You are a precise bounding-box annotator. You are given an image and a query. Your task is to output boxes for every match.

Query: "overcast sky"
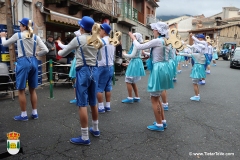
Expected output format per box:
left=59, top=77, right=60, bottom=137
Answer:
left=156, top=0, right=240, bottom=17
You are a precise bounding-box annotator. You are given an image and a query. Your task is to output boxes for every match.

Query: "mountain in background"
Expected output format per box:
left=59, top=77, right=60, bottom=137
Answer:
left=157, top=14, right=192, bottom=21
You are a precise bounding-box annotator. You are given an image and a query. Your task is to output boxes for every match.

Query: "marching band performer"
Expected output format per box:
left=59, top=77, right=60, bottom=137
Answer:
left=58, top=16, right=100, bottom=145
left=191, top=34, right=209, bottom=85
left=0, top=18, right=49, bottom=121
left=206, top=41, right=213, bottom=74
left=182, top=33, right=207, bottom=101
left=128, top=22, right=173, bottom=132
left=212, top=47, right=218, bottom=66
left=97, top=23, right=115, bottom=113
left=121, top=33, right=146, bottom=104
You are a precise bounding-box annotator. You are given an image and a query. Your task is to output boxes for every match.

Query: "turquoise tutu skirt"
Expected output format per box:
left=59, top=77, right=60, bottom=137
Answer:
left=168, top=59, right=177, bottom=78
left=69, top=57, right=76, bottom=78
left=190, top=63, right=206, bottom=79
left=148, top=61, right=174, bottom=92
left=212, top=53, right=218, bottom=60
left=176, top=55, right=184, bottom=63
left=125, top=58, right=146, bottom=77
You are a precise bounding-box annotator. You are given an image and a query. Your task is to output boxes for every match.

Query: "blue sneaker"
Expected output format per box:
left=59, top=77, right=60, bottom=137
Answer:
left=163, top=104, right=168, bottom=111
left=98, top=108, right=105, bottom=113
left=31, top=114, right=38, bottom=119
left=89, top=127, right=100, bottom=137
left=147, top=124, right=164, bottom=131
left=198, top=81, right=205, bottom=85
left=14, top=115, right=28, bottom=121
left=173, top=78, right=177, bottom=82
left=70, top=136, right=90, bottom=145
left=122, top=98, right=134, bottom=103
left=70, top=99, right=77, bottom=104
left=190, top=96, right=200, bottom=101
left=133, top=98, right=140, bottom=102
left=177, top=70, right=182, bottom=74
left=104, top=107, right=111, bottom=112
left=153, top=122, right=167, bottom=129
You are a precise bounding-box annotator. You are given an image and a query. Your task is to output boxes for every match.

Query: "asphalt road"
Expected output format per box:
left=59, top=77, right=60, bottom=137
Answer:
left=0, top=59, right=240, bottom=160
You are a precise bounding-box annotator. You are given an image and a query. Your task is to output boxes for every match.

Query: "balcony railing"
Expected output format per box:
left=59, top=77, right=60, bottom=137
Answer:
left=71, top=0, right=119, bottom=17
left=146, top=14, right=158, bottom=24
left=117, top=2, right=138, bottom=22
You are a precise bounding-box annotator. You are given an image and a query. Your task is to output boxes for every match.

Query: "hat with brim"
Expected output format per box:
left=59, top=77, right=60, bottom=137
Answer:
left=79, top=16, right=94, bottom=32
left=100, top=23, right=111, bottom=35
left=19, top=18, right=31, bottom=26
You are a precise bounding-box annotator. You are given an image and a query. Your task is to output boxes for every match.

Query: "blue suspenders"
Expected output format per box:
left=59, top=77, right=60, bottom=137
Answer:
left=18, top=32, right=37, bottom=57
left=101, top=39, right=109, bottom=67
left=76, top=37, right=98, bottom=67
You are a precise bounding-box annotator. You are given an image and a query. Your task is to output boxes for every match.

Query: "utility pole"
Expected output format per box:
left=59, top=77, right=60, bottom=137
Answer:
left=5, top=0, right=15, bottom=70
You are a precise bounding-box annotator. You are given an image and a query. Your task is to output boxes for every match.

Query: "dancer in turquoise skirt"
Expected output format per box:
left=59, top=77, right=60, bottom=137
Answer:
left=212, top=47, right=218, bottom=66
left=129, top=22, right=173, bottom=132
left=176, top=49, right=185, bottom=73
left=160, top=45, right=178, bottom=111
left=57, top=29, right=81, bottom=104
left=122, top=33, right=146, bottom=103
left=181, top=37, right=207, bottom=101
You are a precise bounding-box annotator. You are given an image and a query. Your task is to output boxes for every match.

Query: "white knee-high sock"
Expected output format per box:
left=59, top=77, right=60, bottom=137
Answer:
left=81, top=127, right=89, bottom=140
left=92, top=120, right=99, bottom=131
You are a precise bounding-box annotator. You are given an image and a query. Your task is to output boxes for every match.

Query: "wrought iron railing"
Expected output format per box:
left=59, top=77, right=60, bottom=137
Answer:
left=117, top=2, right=138, bottom=22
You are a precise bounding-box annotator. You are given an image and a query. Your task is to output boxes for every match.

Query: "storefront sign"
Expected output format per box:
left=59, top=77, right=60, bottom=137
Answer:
left=1, top=54, right=10, bottom=62
left=38, top=30, right=43, bottom=38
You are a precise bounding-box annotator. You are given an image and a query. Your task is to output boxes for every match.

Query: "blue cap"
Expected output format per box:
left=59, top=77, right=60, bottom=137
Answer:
left=19, top=18, right=32, bottom=27
left=78, top=20, right=81, bottom=26
left=79, top=16, right=94, bottom=32
left=100, top=23, right=111, bottom=34
left=197, top=34, right=205, bottom=39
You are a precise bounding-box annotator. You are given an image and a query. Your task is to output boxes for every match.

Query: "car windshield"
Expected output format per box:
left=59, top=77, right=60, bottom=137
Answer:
left=223, top=44, right=229, bottom=49
left=233, top=50, right=240, bottom=58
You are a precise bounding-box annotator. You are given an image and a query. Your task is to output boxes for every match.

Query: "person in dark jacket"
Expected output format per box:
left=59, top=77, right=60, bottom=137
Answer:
left=45, top=35, right=56, bottom=81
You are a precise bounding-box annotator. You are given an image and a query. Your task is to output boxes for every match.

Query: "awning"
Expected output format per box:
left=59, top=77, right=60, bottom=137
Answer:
left=40, top=8, right=81, bottom=26
left=49, top=10, right=81, bottom=26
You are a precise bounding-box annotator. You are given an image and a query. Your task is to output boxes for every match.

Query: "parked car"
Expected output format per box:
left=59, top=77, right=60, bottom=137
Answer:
left=230, top=47, right=240, bottom=68
left=220, top=42, right=236, bottom=60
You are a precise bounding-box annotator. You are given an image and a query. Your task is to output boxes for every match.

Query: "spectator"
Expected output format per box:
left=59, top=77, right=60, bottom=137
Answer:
left=45, top=35, right=56, bottom=81
left=115, top=41, right=122, bottom=58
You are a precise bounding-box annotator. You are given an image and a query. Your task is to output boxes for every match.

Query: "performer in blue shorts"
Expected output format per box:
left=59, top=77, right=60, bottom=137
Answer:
left=58, top=16, right=100, bottom=145
left=0, top=18, right=48, bottom=121
left=97, top=23, right=115, bottom=113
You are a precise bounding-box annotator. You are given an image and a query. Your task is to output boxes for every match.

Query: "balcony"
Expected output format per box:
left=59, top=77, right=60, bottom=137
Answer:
left=116, top=2, right=138, bottom=27
left=146, top=0, right=159, bottom=7
left=45, top=0, right=118, bottom=23
left=146, top=14, right=158, bottom=27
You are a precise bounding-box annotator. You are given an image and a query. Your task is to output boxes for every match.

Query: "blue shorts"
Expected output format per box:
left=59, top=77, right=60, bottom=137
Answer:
left=208, top=54, right=212, bottom=62
left=184, top=56, right=189, bottom=61
left=97, top=66, right=114, bottom=92
left=191, top=58, right=195, bottom=66
left=76, top=66, right=99, bottom=107
left=16, top=57, right=38, bottom=90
